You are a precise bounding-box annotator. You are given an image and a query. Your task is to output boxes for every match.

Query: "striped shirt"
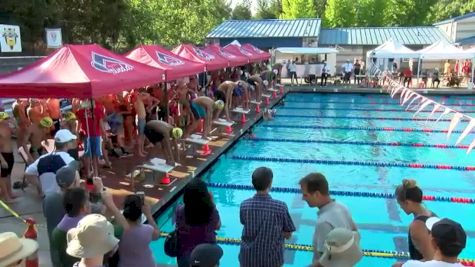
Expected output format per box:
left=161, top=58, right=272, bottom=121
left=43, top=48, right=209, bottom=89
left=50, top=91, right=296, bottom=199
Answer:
left=239, top=193, right=296, bottom=267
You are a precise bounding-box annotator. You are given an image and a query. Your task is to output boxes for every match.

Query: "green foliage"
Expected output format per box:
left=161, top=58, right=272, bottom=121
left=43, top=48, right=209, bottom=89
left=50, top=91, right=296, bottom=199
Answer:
left=324, top=0, right=356, bottom=27
left=425, top=0, right=475, bottom=24
left=255, top=0, right=281, bottom=19
left=354, top=0, right=385, bottom=26
left=281, top=0, right=317, bottom=18
left=232, top=2, right=252, bottom=20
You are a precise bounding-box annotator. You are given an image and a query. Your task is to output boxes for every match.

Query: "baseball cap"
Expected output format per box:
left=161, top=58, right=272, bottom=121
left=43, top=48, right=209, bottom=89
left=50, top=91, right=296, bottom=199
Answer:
left=426, top=218, right=466, bottom=256
left=319, top=228, right=363, bottom=267
left=66, top=214, right=119, bottom=258
left=55, top=129, right=77, bottom=143
left=190, top=244, right=223, bottom=267
left=56, top=161, right=80, bottom=189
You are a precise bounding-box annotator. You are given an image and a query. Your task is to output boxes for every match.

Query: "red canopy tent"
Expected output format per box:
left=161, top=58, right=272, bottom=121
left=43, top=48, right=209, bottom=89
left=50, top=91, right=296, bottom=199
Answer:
left=203, top=43, right=248, bottom=67
left=172, top=44, right=228, bottom=71
left=242, top=43, right=271, bottom=61
left=124, top=45, right=205, bottom=81
left=0, top=44, right=164, bottom=98
left=223, top=43, right=260, bottom=63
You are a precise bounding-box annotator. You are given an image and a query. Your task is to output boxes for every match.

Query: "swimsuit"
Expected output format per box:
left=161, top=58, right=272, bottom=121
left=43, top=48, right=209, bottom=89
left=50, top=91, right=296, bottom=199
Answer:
left=233, top=85, right=244, bottom=97
left=0, top=152, right=14, bottom=177
left=190, top=102, right=206, bottom=120
left=137, top=117, right=146, bottom=135
left=144, top=125, right=165, bottom=145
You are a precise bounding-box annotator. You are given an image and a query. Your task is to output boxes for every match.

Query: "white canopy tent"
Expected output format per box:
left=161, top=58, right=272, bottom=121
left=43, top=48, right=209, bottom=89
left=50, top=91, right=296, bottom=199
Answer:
left=273, top=47, right=339, bottom=78
left=366, top=40, right=418, bottom=76
left=418, top=39, right=473, bottom=60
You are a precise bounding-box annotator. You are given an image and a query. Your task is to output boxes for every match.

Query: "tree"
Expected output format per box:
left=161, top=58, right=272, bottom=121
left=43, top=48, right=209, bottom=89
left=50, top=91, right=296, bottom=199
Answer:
left=231, top=2, right=252, bottom=20
left=354, top=0, right=386, bottom=26
left=281, top=0, right=317, bottom=18
left=255, top=0, right=281, bottom=19
left=425, top=0, right=474, bottom=24
left=314, top=0, right=327, bottom=18
left=324, top=0, right=356, bottom=27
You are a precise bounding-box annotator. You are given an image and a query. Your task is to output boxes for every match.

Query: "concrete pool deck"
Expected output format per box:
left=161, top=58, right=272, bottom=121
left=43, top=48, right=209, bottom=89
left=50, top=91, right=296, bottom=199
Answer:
left=1, top=83, right=474, bottom=266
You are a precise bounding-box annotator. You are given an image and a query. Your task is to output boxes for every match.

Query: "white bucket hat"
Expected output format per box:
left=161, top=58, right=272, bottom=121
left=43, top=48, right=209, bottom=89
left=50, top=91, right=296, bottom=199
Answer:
left=319, top=228, right=363, bottom=267
left=0, top=232, right=38, bottom=267
left=66, top=214, right=119, bottom=258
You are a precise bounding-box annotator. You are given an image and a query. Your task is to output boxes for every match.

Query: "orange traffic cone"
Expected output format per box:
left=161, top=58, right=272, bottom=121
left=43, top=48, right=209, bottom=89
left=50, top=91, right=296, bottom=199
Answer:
left=202, top=144, right=211, bottom=155
left=24, top=217, right=38, bottom=267
left=265, top=97, right=270, bottom=107
left=279, top=85, right=284, bottom=95
left=255, top=104, right=261, bottom=113
left=241, top=113, right=247, bottom=124
left=225, top=125, right=233, bottom=135
left=161, top=173, right=171, bottom=185
left=272, top=90, right=277, bottom=99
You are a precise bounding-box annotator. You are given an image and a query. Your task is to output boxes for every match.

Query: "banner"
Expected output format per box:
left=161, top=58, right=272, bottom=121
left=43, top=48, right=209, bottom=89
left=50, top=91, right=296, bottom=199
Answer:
left=46, top=28, right=62, bottom=48
left=0, top=24, right=21, bottom=52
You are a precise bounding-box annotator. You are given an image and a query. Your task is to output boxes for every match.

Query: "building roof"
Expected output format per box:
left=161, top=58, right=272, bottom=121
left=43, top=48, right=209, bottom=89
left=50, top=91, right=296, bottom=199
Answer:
left=434, top=11, right=475, bottom=25
left=457, top=35, right=475, bottom=46
left=319, top=27, right=450, bottom=46
left=206, top=19, right=321, bottom=39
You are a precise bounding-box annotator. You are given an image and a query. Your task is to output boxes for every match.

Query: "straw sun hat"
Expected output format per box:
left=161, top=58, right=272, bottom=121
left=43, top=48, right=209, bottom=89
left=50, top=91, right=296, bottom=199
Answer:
left=0, top=232, right=38, bottom=267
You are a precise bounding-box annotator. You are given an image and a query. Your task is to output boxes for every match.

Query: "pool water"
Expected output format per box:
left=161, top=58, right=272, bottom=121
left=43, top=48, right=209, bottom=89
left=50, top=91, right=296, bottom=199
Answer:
left=151, top=93, right=475, bottom=266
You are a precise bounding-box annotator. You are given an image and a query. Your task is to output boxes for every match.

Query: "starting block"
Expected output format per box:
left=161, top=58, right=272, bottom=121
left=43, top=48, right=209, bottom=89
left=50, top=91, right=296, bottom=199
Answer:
left=232, top=107, right=250, bottom=124
left=267, top=88, right=278, bottom=98
left=250, top=100, right=262, bottom=105
left=250, top=100, right=262, bottom=113
left=213, top=118, right=235, bottom=136
left=185, top=134, right=211, bottom=156
left=137, top=158, right=176, bottom=188
left=262, top=94, right=271, bottom=106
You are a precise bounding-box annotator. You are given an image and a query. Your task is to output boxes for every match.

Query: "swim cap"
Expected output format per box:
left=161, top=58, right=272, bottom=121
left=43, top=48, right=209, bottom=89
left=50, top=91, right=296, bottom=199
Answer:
left=40, top=117, right=54, bottom=128
left=0, top=112, right=9, bottom=121
left=63, top=111, right=77, bottom=121
left=263, top=80, right=269, bottom=86
left=171, top=127, right=183, bottom=139
left=214, top=100, right=225, bottom=110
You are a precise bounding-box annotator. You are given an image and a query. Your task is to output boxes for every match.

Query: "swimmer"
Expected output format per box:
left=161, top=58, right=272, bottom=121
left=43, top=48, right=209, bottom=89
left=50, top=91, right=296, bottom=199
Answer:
left=134, top=88, right=149, bottom=157
left=0, top=112, right=17, bottom=201
left=185, top=97, right=224, bottom=139
left=46, top=98, right=61, bottom=134
left=247, top=75, right=264, bottom=103
left=143, top=120, right=183, bottom=166
left=27, top=99, right=46, bottom=125
left=12, top=98, right=30, bottom=147
left=233, top=80, right=251, bottom=111
left=263, top=108, right=277, bottom=121
left=22, top=117, right=53, bottom=163
left=215, top=81, right=235, bottom=122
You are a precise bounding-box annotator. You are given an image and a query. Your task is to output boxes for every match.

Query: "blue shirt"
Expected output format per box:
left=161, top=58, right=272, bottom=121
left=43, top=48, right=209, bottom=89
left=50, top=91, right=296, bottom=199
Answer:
left=239, top=193, right=296, bottom=267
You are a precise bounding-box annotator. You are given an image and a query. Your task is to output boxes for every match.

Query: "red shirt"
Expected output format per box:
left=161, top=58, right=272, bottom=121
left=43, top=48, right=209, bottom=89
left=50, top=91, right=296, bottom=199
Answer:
left=77, top=105, right=105, bottom=137
left=403, top=68, right=412, bottom=78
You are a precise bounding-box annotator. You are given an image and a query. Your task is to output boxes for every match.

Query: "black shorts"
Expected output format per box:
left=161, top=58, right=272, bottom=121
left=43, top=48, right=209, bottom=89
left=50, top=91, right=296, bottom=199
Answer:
left=1, top=152, right=14, bottom=177
left=215, top=90, right=226, bottom=104
left=144, top=125, right=164, bottom=145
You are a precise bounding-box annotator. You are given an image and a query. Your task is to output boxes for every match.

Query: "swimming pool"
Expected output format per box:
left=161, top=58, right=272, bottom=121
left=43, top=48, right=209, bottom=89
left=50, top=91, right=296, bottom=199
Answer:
left=152, top=92, right=475, bottom=266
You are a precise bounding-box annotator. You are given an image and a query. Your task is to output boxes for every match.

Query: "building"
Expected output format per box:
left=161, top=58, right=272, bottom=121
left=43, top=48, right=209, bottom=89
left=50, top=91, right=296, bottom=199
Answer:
left=434, top=11, right=475, bottom=48
left=206, top=19, right=321, bottom=49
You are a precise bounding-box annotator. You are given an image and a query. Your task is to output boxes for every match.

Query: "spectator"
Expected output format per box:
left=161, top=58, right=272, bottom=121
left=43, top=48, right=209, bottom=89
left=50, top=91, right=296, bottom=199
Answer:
left=342, top=59, right=353, bottom=84
left=321, top=61, right=330, bottom=87
left=299, top=173, right=358, bottom=267
left=51, top=187, right=90, bottom=267
left=393, top=179, right=436, bottom=266
left=66, top=214, right=120, bottom=267
left=43, top=161, right=80, bottom=267
left=118, top=194, right=160, bottom=267
left=175, top=179, right=221, bottom=267
left=239, top=167, right=296, bottom=267
left=319, top=228, right=363, bottom=267
left=354, top=59, right=361, bottom=84
left=25, top=129, right=77, bottom=197
left=0, top=232, right=38, bottom=267
left=432, top=68, right=440, bottom=88
left=289, top=60, right=298, bottom=86
left=190, top=244, right=224, bottom=267
left=402, top=218, right=466, bottom=267
left=403, top=68, right=413, bottom=87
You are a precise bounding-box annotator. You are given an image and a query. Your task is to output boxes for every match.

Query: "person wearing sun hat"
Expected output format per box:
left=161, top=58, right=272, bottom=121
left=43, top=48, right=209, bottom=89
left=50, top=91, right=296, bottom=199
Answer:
left=143, top=120, right=182, bottom=166
left=0, top=232, right=38, bottom=267
left=21, top=116, right=54, bottom=163
left=67, top=214, right=119, bottom=267
left=402, top=218, right=467, bottom=267
left=0, top=111, right=16, bottom=202
left=319, top=228, right=362, bottom=267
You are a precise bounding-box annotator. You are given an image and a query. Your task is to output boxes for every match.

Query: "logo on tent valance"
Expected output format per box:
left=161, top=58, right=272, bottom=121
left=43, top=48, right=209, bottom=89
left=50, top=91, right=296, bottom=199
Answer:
left=240, top=48, right=253, bottom=56
left=218, top=49, right=236, bottom=59
left=156, top=51, right=184, bottom=66
left=193, top=47, right=215, bottom=61
left=91, top=52, right=134, bottom=74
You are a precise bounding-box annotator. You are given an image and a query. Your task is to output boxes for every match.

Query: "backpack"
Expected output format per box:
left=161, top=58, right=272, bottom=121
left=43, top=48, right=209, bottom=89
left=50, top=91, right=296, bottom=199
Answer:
left=164, top=230, right=179, bottom=257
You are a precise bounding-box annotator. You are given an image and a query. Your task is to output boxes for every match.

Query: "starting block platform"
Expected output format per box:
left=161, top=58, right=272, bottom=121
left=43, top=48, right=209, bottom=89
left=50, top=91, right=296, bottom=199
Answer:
left=232, top=107, right=250, bottom=114
left=185, top=134, right=211, bottom=156
left=133, top=158, right=176, bottom=188
left=262, top=94, right=271, bottom=98
left=185, top=134, right=210, bottom=145
left=250, top=100, right=262, bottom=105
left=213, top=119, right=235, bottom=127
left=267, top=88, right=278, bottom=92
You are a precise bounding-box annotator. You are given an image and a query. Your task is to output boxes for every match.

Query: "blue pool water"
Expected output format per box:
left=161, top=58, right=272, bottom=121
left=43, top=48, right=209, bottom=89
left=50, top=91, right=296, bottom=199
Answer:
left=152, top=93, right=475, bottom=266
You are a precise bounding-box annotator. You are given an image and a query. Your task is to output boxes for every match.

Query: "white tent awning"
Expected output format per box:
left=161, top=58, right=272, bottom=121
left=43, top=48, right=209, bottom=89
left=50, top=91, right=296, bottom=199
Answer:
left=275, top=47, right=339, bottom=55
left=367, top=40, right=418, bottom=58
left=419, top=39, right=474, bottom=60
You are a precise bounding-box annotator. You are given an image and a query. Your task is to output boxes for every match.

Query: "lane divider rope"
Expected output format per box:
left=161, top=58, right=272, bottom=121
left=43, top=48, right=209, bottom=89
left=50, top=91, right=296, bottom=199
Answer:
left=264, top=124, right=462, bottom=134
left=247, top=137, right=470, bottom=150
left=157, top=232, right=475, bottom=264
left=274, top=114, right=461, bottom=122
left=279, top=107, right=471, bottom=113
left=206, top=182, right=475, bottom=204
left=284, top=100, right=475, bottom=107
left=231, top=155, right=475, bottom=171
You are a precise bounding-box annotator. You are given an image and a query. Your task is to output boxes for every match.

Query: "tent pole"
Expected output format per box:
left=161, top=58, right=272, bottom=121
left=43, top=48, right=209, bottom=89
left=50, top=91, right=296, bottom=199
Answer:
left=471, top=57, right=474, bottom=84
left=417, top=57, right=422, bottom=87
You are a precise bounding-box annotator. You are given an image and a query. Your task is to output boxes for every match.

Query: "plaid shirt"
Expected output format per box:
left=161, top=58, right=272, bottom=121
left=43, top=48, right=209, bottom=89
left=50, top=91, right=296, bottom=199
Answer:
left=239, top=193, right=296, bottom=267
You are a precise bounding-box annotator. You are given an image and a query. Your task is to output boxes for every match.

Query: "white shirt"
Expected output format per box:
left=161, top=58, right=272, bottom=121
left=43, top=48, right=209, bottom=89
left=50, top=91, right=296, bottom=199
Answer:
left=25, top=151, right=75, bottom=195
left=289, top=63, right=297, bottom=72
left=342, top=63, right=353, bottom=72
left=403, top=260, right=464, bottom=267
